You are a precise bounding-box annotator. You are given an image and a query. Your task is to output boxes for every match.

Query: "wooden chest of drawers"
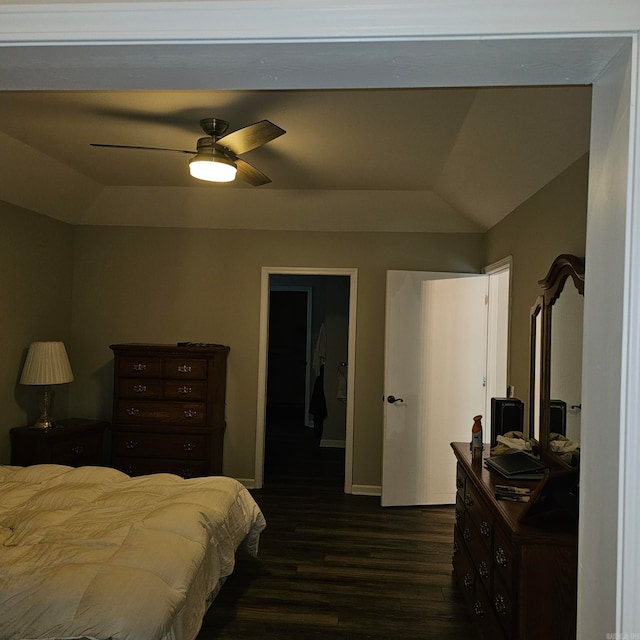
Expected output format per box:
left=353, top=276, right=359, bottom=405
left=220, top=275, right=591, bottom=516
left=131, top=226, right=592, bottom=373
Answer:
left=10, top=418, right=108, bottom=467
left=110, top=343, right=229, bottom=478
left=451, top=442, right=577, bottom=640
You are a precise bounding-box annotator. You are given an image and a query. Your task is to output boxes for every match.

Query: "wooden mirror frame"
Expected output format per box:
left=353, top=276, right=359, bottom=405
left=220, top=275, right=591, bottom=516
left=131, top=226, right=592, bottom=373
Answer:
left=535, top=254, right=585, bottom=465
left=529, top=296, right=544, bottom=444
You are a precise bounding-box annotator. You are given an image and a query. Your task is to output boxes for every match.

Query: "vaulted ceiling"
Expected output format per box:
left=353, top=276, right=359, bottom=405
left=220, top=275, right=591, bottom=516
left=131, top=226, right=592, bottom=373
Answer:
left=0, top=85, right=591, bottom=232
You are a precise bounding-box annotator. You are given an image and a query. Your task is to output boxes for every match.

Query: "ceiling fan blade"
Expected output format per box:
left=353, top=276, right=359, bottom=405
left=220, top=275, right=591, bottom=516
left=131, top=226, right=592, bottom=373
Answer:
left=235, top=158, right=272, bottom=187
left=218, top=120, right=285, bottom=156
left=90, top=143, right=195, bottom=155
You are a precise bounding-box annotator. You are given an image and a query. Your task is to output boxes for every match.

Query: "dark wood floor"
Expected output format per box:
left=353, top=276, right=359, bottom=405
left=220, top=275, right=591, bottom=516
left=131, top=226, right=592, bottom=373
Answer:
left=196, top=436, right=476, bottom=640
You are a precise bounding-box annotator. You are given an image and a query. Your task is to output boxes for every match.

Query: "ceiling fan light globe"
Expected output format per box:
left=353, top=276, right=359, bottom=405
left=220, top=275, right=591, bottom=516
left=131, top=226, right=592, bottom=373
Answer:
left=189, top=156, right=237, bottom=182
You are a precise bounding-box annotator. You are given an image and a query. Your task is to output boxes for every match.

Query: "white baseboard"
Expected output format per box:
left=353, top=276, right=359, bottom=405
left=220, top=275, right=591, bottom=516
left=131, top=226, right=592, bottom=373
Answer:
left=351, top=484, right=382, bottom=496
left=320, top=439, right=346, bottom=448
left=234, top=478, right=256, bottom=489
left=237, top=478, right=380, bottom=496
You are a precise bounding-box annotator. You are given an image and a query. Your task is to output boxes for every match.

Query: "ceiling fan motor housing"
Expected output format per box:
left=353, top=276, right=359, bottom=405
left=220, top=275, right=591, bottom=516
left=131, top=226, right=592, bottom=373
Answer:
left=199, top=118, right=229, bottom=138
left=195, top=137, right=235, bottom=161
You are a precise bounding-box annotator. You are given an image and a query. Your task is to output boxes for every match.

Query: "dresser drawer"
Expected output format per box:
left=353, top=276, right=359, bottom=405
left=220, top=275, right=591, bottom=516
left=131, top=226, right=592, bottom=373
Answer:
left=118, top=379, right=163, bottom=399
left=112, top=431, right=207, bottom=460
left=467, top=529, right=492, bottom=592
left=163, top=358, right=207, bottom=379
left=118, top=380, right=207, bottom=401
left=456, top=463, right=466, bottom=497
left=473, top=575, right=508, bottom=640
left=493, top=573, right=515, bottom=638
left=112, top=456, right=207, bottom=479
left=477, top=555, right=492, bottom=593
left=163, top=380, right=207, bottom=400
left=51, top=432, right=103, bottom=466
left=455, top=493, right=465, bottom=532
left=118, top=357, right=163, bottom=378
left=465, top=482, right=494, bottom=553
left=453, top=527, right=475, bottom=608
left=116, top=400, right=207, bottom=425
left=493, top=524, right=516, bottom=591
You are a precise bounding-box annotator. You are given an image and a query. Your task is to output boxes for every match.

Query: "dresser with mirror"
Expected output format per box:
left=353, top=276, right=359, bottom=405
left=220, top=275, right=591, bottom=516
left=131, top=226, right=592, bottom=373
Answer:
left=452, top=254, right=583, bottom=640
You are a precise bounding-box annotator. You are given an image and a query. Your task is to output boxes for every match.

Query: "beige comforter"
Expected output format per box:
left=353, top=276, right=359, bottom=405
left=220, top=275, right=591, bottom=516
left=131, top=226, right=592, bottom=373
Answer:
left=0, top=464, right=266, bottom=640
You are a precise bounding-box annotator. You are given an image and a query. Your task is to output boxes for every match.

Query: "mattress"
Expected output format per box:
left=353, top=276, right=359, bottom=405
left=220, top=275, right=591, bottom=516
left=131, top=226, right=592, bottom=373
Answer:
left=0, top=464, right=266, bottom=640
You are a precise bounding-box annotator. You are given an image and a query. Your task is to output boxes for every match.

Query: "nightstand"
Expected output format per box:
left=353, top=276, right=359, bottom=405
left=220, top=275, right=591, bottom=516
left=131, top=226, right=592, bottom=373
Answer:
left=10, top=418, right=108, bottom=467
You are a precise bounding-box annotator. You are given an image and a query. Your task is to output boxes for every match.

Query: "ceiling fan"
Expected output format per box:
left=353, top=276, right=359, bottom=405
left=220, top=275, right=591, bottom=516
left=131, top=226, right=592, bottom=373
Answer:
left=90, top=117, right=286, bottom=186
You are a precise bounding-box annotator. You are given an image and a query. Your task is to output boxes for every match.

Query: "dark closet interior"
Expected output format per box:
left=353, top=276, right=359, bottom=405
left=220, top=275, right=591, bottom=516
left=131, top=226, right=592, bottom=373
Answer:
left=264, top=275, right=350, bottom=488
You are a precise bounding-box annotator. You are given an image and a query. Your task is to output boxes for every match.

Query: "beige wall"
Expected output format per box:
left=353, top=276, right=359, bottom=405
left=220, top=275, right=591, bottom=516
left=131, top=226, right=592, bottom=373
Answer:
left=0, top=155, right=587, bottom=482
left=485, top=153, right=589, bottom=429
left=0, top=201, right=74, bottom=463
left=68, top=227, right=484, bottom=485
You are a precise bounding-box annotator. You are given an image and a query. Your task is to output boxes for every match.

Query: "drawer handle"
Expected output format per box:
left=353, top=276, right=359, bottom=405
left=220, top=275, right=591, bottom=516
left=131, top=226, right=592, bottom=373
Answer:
left=464, top=494, right=474, bottom=508
left=133, top=384, right=147, bottom=393
left=181, top=467, right=194, bottom=478
left=454, top=510, right=461, bottom=522
left=463, top=573, right=472, bottom=589
left=474, top=602, right=485, bottom=618
left=178, top=365, right=192, bottom=373
left=132, top=363, right=147, bottom=371
left=178, top=386, right=192, bottom=394
left=480, top=521, right=490, bottom=537
left=495, top=594, right=507, bottom=615
left=125, top=439, right=138, bottom=449
left=71, top=444, right=84, bottom=455
left=495, top=547, right=509, bottom=567
left=463, top=528, right=471, bottom=542
left=126, top=408, right=140, bottom=416
left=183, top=443, right=197, bottom=452
left=124, top=465, right=136, bottom=475
left=183, top=409, right=198, bottom=419
left=453, top=541, right=459, bottom=555
left=456, top=478, right=464, bottom=490
left=478, top=561, right=489, bottom=579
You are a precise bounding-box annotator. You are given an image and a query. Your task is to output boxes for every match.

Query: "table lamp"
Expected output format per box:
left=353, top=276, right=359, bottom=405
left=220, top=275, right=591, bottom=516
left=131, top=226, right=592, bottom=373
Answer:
left=20, top=341, right=74, bottom=429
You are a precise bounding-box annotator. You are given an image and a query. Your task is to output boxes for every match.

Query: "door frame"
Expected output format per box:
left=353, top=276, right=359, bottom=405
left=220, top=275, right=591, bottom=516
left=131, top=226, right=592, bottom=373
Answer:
left=255, top=266, right=358, bottom=492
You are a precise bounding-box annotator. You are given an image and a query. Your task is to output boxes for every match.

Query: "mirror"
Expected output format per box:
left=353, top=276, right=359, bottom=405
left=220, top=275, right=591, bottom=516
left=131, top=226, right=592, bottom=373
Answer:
left=531, top=255, right=585, bottom=468
left=550, top=279, right=583, bottom=448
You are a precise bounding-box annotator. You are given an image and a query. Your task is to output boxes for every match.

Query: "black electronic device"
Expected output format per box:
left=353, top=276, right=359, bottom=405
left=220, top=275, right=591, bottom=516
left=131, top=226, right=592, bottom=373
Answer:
left=484, top=451, right=548, bottom=478
left=490, top=397, right=525, bottom=446
left=550, top=399, right=567, bottom=436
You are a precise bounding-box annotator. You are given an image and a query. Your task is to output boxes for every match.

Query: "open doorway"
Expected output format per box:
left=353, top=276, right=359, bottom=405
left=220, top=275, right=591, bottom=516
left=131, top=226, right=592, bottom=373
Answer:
left=263, top=274, right=351, bottom=488
left=256, top=267, right=358, bottom=492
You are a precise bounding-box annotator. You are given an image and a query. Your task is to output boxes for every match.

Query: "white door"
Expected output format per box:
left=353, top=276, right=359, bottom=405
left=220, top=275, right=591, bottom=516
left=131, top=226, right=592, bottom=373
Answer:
left=382, top=270, right=489, bottom=506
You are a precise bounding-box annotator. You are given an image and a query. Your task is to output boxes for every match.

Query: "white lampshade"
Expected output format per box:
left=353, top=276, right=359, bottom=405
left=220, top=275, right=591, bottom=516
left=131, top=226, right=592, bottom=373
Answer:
left=189, top=154, right=237, bottom=182
left=20, top=341, right=74, bottom=386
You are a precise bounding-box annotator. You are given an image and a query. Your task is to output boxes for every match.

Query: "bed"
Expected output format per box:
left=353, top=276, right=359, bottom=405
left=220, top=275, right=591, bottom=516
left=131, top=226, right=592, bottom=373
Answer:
left=0, top=464, right=266, bottom=640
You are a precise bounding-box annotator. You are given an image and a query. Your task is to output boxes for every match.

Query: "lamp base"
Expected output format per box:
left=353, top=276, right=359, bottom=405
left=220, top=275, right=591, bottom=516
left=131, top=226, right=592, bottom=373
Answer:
left=32, top=417, right=55, bottom=429
left=32, top=385, right=55, bottom=429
